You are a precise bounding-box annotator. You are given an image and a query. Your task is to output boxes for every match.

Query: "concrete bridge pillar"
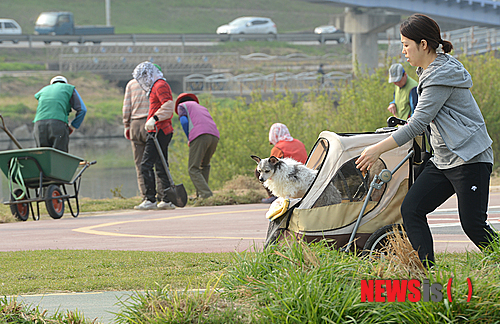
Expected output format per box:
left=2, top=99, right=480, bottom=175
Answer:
left=344, top=8, right=401, bottom=74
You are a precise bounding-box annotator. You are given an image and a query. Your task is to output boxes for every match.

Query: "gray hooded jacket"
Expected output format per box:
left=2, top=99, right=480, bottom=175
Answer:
left=391, top=53, right=493, bottom=165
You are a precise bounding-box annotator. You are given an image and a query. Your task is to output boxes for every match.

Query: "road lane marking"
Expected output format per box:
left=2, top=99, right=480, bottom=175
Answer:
left=73, top=208, right=267, bottom=240
left=434, top=240, right=471, bottom=243
left=72, top=206, right=498, bottom=242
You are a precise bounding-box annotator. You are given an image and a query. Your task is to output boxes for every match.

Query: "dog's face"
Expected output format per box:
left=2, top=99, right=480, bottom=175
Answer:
left=251, top=155, right=279, bottom=183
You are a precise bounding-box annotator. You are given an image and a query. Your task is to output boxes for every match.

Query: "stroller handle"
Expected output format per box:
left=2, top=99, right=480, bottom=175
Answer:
left=387, top=116, right=407, bottom=127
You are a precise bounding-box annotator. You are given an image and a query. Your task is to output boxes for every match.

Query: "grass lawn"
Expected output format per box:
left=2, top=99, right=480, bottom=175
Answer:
left=2, top=235, right=499, bottom=323
left=0, top=250, right=236, bottom=296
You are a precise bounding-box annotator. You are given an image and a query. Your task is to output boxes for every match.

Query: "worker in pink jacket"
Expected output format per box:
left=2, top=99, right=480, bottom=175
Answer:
left=175, top=93, right=220, bottom=199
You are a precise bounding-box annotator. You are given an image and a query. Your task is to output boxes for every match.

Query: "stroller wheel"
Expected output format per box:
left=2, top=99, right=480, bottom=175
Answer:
left=362, top=224, right=405, bottom=258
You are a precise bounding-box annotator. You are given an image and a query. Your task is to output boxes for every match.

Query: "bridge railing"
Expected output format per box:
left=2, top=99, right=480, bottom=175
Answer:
left=183, top=71, right=351, bottom=95
left=443, top=26, right=500, bottom=55
left=238, top=52, right=351, bottom=71
left=57, top=49, right=352, bottom=78
left=388, top=26, right=500, bottom=59
left=58, top=52, right=239, bottom=76
left=0, top=32, right=348, bottom=46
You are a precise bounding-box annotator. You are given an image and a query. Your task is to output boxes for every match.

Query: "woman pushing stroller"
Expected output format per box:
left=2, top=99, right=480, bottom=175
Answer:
left=356, top=14, right=499, bottom=268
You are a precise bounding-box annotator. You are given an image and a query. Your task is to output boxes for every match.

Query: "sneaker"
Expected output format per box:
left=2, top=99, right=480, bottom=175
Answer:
left=134, top=200, right=158, bottom=210
left=157, top=201, right=176, bottom=210
left=261, top=196, right=277, bottom=204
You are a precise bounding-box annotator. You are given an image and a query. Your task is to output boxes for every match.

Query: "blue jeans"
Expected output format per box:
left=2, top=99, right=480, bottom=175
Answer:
left=401, top=161, right=498, bottom=267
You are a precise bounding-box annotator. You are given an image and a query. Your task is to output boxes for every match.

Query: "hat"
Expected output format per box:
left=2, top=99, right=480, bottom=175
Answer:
left=50, top=75, right=68, bottom=84
left=388, top=63, right=405, bottom=83
left=175, top=93, right=199, bottom=115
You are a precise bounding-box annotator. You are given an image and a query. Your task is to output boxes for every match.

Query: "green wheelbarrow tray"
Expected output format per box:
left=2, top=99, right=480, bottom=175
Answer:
left=0, top=147, right=84, bottom=187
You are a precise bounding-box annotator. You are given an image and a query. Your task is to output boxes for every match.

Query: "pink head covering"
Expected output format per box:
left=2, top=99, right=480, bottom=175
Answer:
left=269, top=123, right=294, bottom=145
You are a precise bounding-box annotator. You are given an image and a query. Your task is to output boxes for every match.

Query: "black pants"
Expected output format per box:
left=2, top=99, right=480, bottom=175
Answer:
left=401, top=161, right=498, bottom=267
left=33, top=119, right=70, bottom=153
left=141, top=130, right=172, bottom=203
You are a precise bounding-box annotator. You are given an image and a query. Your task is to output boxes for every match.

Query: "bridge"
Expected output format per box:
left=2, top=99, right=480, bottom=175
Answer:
left=313, top=0, right=500, bottom=26
left=305, top=0, right=500, bottom=71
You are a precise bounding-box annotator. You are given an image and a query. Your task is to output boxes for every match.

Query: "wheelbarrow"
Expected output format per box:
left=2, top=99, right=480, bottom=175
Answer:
left=0, top=147, right=96, bottom=221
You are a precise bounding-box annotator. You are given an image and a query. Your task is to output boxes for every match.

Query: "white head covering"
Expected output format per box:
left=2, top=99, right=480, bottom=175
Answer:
left=269, top=123, right=294, bottom=145
left=132, top=61, right=165, bottom=94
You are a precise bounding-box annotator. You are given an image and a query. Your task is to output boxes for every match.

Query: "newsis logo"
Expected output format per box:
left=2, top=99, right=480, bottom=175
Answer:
left=360, top=278, right=473, bottom=302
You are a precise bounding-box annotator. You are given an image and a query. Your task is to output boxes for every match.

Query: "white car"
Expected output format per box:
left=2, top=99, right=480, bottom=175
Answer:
left=0, top=19, right=22, bottom=35
left=0, top=19, right=22, bottom=43
left=314, top=25, right=338, bottom=34
left=313, top=25, right=348, bottom=44
left=216, top=17, right=277, bottom=35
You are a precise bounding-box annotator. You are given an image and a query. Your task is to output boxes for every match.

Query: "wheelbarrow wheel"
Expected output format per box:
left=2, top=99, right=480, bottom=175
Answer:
left=45, top=184, right=64, bottom=219
left=10, top=188, right=29, bottom=221
left=361, top=224, right=405, bottom=259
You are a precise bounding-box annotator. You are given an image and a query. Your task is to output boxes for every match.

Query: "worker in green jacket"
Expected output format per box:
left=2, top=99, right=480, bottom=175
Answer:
left=33, top=75, right=87, bottom=152
left=387, top=63, right=418, bottom=120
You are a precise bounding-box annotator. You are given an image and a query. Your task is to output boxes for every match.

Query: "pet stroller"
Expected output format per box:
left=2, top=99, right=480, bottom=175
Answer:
left=265, top=118, right=429, bottom=255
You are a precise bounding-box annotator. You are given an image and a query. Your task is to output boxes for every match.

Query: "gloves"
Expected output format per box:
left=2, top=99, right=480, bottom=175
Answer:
left=124, top=126, right=130, bottom=140
left=145, top=117, right=156, bottom=131
left=68, top=126, right=74, bottom=135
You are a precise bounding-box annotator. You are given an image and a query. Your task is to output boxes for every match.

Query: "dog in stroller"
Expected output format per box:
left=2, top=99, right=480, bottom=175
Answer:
left=251, top=155, right=342, bottom=207
left=262, top=122, right=429, bottom=256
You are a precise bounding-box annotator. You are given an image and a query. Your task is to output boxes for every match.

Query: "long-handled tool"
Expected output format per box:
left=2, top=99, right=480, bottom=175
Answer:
left=151, top=130, right=187, bottom=208
left=0, top=114, right=23, bottom=149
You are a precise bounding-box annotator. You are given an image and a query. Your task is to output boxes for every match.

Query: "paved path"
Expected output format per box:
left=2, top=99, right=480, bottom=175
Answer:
left=1, top=204, right=270, bottom=253
left=2, top=195, right=500, bottom=253
left=4, top=193, right=500, bottom=323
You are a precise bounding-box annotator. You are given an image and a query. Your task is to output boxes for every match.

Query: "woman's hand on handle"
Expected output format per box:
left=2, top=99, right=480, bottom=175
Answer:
left=355, top=136, right=399, bottom=172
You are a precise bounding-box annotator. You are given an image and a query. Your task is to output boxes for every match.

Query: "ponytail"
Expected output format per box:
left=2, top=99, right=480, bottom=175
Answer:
left=440, top=39, right=453, bottom=53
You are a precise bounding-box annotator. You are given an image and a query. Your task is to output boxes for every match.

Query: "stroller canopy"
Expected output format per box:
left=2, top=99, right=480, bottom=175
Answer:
left=288, top=130, right=413, bottom=239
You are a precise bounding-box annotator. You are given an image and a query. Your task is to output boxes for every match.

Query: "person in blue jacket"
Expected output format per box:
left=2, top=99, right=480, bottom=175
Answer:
left=33, top=75, right=87, bottom=153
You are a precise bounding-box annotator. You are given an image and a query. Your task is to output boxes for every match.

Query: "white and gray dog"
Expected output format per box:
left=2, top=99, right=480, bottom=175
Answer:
left=251, top=155, right=342, bottom=207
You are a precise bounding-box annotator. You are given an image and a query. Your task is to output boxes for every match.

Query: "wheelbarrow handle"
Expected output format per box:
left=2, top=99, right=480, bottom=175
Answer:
left=0, top=114, right=23, bottom=149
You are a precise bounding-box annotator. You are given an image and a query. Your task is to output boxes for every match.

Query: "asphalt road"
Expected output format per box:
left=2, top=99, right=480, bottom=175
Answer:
left=2, top=194, right=500, bottom=253
left=0, top=204, right=270, bottom=253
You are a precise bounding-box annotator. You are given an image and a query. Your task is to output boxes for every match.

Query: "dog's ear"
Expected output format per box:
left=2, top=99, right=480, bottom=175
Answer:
left=250, top=155, right=261, bottom=164
left=269, top=156, right=279, bottom=165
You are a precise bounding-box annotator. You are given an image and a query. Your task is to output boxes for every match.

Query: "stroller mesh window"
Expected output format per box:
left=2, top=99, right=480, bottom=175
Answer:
left=332, top=157, right=387, bottom=203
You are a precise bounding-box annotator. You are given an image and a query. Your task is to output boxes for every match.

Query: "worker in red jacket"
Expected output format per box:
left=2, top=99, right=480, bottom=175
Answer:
left=258, top=123, right=308, bottom=203
left=132, top=61, right=176, bottom=210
